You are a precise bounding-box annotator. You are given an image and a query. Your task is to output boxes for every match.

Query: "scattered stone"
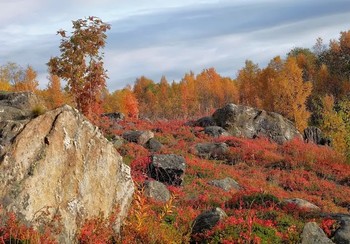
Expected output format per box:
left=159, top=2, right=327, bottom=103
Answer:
left=208, top=177, right=241, bottom=191
left=212, top=103, right=302, bottom=144
left=339, top=176, right=350, bottom=187
left=144, top=180, right=171, bottom=202
left=109, top=135, right=125, bottom=148
left=122, top=130, right=154, bottom=145
left=283, top=198, right=320, bottom=212
left=333, top=215, right=350, bottom=244
left=303, top=126, right=331, bottom=146
left=0, top=104, right=134, bottom=243
left=148, top=154, right=186, bottom=186
left=145, top=138, right=163, bottom=152
left=194, top=142, right=229, bottom=160
left=204, top=126, right=230, bottom=138
left=191, top=208, right=227, bottom=241
left=193, top=116, right=216, bottom=127
left=101, top=112, right=125, bottom=121
left=301, top=222, right=334, bottom=244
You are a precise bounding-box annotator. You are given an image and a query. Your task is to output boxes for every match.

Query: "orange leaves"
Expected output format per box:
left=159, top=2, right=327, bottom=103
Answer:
left=0, top=208, right=57, bottom=244
left=48, top=16, right=110, bottom=119
left=129, top=69, right=238, bottom=120
left=104, top=88, right=139, bottom=118
left=236, top=60, right=262, bottom=108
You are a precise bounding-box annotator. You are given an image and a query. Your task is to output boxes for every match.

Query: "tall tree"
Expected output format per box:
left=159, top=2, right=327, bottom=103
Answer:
left=320, top=95, right=347, bottom=155
left=273, top=57, right=312, bottom=131
left=47, top=16, right=111, bottom=118
left=287, top=47, right=317, bottom=83
left=317, top=31, right=350, bottom=99
left=236, top=60, right=261, bottom=108
left=133, top=76, right=156, bottom=118
left=44, top=74, right=65, bottom=109
left=338, top=98, right=350, bottom=162
left=0, top=62, right=25, bottom=90
left=13, top=66, right=39, bottom=92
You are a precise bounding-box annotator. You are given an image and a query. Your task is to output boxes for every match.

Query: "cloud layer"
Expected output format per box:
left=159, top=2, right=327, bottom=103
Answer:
left=1, top=0, right=350, bottom=90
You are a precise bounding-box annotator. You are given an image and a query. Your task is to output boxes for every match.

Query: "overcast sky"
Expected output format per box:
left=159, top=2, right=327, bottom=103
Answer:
left=1, top=0, right=350, bottom=91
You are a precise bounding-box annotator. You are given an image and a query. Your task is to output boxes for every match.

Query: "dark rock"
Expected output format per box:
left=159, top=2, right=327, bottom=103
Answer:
left=148, top=154, right=186, bottom=186
left=0, top=92, right=43, bottom=158
left=334, top=215, right=350, bottom=244
left=301, top=222, right=334, bottom=244
left=109, top=135, right=125, bottom=148
left=144, top=180, right=171, bottom=202
left=204, top=126, right=230, bottom=138
left=283, top=198, right=320, bottom=212
left=145, top=138, right=163, bottom=152
left=194, top=142, right=229, bottom=160
left=191, top=208, right=227, bottom=241
left=0, top=120, right=27, bottom=158
left=101, top=112, right=125, bottom=121
left=212, top=103, right=302, bottom=144
left=208, top=177, right=241, bottom=191
left=0, top=91, right=41, bottom=111
left=303, top=126, right=331, bottom=146
left=122, top=130, right=154, bottom=145
left=193, top=116, right=216, bottom=127
left=339, top=176, right=350, bottom=187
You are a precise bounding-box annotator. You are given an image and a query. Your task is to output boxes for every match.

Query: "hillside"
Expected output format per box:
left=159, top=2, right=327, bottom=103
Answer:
left=1, top=97, right=349, bottom=243
left=1, top=26, right=350, bottom=243
left=113, top=114, right=350, bottom=243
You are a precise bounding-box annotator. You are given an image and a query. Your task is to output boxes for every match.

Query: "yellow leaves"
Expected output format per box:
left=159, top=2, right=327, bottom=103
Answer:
left=104, top=88, right=139, bottom=118
left=132, top=188, right=150, bottom=231
left=159, top=194, right=176, bottom=222
left=0, top=80, right=11, bottom=91
left=321, top=95, right=348, bottom=156
left=265, top=56, right=312, bottom=131
left=237, top=60, right=262, bottom=108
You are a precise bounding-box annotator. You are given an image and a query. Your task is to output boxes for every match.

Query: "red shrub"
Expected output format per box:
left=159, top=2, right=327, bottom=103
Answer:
left=321, top=218, right=339, bottom=237
left=130, top=156, right=151, bottom=183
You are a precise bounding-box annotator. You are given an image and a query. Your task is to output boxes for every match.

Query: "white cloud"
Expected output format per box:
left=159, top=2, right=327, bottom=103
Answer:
left=1, top=0, right=350, bottom=91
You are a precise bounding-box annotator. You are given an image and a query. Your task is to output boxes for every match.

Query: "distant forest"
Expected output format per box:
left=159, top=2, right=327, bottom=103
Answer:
left=0, top=27, right=349, bottom=161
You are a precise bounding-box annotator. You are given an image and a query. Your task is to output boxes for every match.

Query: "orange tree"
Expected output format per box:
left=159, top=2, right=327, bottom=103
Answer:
left=47, top=16, right=110, bottom=118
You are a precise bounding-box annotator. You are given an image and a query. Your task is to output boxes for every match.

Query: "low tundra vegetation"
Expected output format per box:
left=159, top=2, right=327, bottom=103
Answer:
left=1, top=117, right=349, bottom=243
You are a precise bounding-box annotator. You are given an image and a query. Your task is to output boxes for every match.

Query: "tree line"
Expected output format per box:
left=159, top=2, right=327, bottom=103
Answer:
left=0, top=17, right=349, bottom=161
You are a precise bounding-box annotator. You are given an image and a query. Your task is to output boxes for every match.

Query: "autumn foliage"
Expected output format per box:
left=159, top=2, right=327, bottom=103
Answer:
left=47, top=16, right=110, bottom=120
left=1, top=115, right=349, bottom=243
left=1, top=20, right=350, bottom=243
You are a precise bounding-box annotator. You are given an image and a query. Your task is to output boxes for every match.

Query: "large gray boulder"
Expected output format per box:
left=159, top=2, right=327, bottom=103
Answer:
left=301, top=222, right=334, bottom=244
left=0, top=103, right=134, bottom=243
left=212, top=103, right=302, bottom=144
left=148, top=154, right=186, bottom=186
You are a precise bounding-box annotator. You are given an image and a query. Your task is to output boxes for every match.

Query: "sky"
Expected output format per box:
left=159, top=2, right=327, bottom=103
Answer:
left=1, top=0, right=350, bottom=91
